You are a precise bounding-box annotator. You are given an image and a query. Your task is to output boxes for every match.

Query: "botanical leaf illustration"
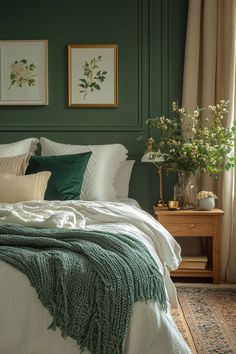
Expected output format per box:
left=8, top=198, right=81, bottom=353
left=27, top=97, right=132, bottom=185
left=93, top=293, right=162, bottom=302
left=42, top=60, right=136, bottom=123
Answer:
left=79, top=56, right=107, bottom=99
left=8, top=59, right=36, bottom=89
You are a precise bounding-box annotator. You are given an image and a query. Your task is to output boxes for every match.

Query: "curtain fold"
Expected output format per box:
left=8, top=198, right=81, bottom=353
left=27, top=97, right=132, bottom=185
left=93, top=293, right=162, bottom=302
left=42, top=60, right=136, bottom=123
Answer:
left=182, top=0, right=236, bottom=282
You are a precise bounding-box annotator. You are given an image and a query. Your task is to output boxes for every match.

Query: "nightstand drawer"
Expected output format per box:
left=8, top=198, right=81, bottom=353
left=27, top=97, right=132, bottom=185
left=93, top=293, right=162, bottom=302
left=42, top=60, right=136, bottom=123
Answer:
left=158, top=215, right=213, bottom=236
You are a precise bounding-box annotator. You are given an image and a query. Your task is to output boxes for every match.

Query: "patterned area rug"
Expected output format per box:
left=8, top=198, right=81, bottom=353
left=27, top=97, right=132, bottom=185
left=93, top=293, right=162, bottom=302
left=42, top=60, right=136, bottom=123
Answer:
left=174, top=286, right=236, bottom=354
left=171, top=305, right=197, bottom=354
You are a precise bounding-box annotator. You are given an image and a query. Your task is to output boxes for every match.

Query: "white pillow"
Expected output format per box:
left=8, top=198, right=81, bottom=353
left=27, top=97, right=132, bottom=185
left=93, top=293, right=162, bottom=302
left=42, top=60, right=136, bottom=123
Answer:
left=0, top=138, right=39, bottom=157
left=40, top=137, right=128, bottom=201
left=114, top=160, right=135, bottom=198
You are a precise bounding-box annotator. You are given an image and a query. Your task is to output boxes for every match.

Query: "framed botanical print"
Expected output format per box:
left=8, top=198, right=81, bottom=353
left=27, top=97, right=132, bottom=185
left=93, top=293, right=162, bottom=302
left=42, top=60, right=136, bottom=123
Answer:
left=0, top=40, right=48, bottom=105
left=68, top=44, right=118, bottom=107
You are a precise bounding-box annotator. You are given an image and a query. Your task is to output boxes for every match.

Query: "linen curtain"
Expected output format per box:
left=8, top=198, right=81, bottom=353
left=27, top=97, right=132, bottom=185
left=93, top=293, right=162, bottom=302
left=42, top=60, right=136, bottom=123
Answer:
left=182, top=0, right=236, bottom=282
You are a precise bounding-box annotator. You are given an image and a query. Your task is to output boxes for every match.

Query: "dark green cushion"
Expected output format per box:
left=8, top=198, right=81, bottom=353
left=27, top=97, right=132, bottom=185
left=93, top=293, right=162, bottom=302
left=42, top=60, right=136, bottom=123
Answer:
left=26, top=152, right=92, bottom=200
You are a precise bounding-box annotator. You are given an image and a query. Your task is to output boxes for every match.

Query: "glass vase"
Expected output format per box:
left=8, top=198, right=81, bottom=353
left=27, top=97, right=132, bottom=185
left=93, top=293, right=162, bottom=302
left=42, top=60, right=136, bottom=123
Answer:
left=174, top=171, right=197, bottom=209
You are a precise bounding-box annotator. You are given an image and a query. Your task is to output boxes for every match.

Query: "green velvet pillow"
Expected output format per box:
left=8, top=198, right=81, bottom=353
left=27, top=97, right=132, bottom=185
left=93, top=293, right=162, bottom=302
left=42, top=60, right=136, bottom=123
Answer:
left=26, top=152, right=92, bottom=200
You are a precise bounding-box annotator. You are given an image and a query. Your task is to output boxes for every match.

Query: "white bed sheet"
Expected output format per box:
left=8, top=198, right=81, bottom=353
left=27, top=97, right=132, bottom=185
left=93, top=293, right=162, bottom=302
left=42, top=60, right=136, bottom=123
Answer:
left=115, top=197, right=141, bottom=208
left=0, top=200, right=191, bottom=354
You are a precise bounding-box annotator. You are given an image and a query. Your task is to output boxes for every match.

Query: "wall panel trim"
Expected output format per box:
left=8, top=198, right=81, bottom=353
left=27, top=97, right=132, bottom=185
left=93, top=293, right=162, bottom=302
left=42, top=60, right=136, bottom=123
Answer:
left=0, top=0, right=149, bottom=133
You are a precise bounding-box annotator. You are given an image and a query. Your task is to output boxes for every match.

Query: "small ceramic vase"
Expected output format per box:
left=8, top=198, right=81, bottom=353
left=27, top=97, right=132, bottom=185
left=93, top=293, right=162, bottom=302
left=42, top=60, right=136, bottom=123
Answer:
left=199, top=197, right=215, bottom=210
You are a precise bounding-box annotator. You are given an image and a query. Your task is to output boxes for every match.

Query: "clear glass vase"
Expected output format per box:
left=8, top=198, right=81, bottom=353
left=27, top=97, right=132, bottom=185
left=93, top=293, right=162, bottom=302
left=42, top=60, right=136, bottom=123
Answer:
left=174, top=171, right=197, bottom=209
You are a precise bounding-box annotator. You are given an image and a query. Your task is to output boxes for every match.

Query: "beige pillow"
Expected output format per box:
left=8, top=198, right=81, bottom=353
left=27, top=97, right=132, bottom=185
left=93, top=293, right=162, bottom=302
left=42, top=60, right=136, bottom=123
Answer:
left=0, top=153, right=31, bottom=175
left=0, top=172, right=51, bottom=203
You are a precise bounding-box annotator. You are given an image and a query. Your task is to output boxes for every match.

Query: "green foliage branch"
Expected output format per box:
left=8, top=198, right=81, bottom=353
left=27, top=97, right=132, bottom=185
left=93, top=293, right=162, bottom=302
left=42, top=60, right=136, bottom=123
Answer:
left=79, top=56, right=107, bottom=99
left=139, top=100, right=236, bottom=176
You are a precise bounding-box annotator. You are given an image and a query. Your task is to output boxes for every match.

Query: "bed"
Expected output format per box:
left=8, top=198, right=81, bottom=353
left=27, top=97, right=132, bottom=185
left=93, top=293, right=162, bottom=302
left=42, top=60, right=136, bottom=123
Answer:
left=0, top=138, right=191, bottom=354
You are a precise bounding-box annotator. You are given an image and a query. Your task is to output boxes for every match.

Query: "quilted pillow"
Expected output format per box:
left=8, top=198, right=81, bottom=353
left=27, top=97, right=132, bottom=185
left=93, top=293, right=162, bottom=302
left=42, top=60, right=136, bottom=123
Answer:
left=26, top=152, right=92, bottom=200
left=0, top=138, right=39, bottom=157
left=40, top=137, right=128, bottom=201
left=0, top=172, right=51, bottom=203
left=0, top=153, right=31, bottom=175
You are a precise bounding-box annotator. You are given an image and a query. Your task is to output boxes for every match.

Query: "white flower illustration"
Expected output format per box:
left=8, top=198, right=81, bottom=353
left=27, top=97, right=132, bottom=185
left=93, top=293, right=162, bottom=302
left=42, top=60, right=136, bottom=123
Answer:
left=9, top=59, right=36, bottom=89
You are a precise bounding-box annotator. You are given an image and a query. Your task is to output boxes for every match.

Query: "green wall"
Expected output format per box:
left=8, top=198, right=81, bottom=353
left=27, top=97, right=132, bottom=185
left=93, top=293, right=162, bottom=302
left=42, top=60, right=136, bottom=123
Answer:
left=0, top=0, right=188, bottom=213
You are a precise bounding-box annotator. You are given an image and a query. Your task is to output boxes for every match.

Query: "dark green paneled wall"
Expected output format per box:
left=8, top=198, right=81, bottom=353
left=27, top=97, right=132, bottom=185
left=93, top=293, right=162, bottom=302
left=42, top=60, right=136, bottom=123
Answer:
left=0, top=0, right=188, bottom=213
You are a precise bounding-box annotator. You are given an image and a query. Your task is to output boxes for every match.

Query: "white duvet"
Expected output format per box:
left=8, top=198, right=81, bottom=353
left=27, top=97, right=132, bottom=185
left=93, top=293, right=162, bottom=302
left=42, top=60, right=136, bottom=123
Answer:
left=0, top=200, right=191, bottom=354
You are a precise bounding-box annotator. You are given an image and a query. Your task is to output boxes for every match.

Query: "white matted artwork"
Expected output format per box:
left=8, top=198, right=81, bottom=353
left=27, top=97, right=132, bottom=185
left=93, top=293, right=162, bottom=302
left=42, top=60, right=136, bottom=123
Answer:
left=68, top=44, right=118, bottom=107
left=0, top=40, right=48, bottom=105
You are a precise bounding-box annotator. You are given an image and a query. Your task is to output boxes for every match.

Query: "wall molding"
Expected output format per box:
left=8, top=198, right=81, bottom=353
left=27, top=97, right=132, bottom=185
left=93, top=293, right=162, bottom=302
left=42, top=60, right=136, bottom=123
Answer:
left=0, top=124, right=144, bottom=133
left=0, top=0, right=149, bottom=133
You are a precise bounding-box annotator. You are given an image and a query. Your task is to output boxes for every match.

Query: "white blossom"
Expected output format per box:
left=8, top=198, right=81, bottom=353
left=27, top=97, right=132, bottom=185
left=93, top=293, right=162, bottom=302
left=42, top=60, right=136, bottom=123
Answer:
left=197, top=191, right=218, bottom=200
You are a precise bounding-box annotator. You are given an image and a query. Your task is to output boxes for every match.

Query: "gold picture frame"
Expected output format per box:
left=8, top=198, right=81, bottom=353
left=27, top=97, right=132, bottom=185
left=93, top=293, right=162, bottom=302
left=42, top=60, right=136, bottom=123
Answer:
left=0, top=40, right=48, bottom=106
left=68, top=44, right=118, bottom=107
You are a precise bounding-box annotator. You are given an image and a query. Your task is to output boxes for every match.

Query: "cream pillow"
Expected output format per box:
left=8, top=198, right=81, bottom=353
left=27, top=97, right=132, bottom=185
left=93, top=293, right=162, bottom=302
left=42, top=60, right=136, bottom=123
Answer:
left=0, top=172, right=51, bottom=203
left=0, top=153, right=31, bottom=175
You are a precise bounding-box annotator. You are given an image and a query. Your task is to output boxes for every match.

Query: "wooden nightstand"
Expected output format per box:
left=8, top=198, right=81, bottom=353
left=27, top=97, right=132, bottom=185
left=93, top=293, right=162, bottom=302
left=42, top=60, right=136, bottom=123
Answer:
left=154, top=208, right=224, bottom=283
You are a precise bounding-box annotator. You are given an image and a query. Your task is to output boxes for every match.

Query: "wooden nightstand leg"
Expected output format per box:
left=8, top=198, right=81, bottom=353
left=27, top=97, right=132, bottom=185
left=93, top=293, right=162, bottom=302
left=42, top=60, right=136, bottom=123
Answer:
left=212, top=216, right=221, bottom=283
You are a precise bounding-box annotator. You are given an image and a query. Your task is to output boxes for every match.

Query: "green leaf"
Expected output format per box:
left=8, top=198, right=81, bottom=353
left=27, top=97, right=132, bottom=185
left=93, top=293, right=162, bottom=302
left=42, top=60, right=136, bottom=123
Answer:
left=84, top=69, right=90, bottom=77
left=79, top=84, right=85, bottom=88
left=98, top=56, right=102, bottom=60
left=79, top=78, right=87, bottom=83
left=98, top=76, right=105, bottom=82
left=102, top=71, right=107, bottom=74
left=225, top=162, right=231, bottom=170
left=10, top=73, right=15, bottom=80
left=94, top=84, right=100, bottom=90
left=21, top=59, right=27, bottom=64
left=14, top=61, right=18, bottom=64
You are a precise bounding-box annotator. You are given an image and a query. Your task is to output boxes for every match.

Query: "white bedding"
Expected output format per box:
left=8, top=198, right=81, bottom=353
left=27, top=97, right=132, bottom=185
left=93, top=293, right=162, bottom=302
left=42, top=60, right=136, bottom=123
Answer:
left=0, top=200, right=191, bottom=354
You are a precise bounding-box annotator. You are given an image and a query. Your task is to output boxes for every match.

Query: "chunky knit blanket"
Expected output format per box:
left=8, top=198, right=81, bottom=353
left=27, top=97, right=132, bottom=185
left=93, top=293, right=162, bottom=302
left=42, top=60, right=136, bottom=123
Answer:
left=0, top=223, right=167, bottom=354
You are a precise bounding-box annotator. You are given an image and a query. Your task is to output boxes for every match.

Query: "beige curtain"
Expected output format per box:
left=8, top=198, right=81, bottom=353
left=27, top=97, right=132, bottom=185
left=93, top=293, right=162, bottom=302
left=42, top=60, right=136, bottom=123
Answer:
left=182, top=0, right=236, bottom=282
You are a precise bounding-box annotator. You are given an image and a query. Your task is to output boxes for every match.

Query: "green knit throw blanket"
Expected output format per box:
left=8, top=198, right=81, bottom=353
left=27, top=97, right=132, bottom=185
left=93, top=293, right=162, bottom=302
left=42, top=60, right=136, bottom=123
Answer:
left=0, top=223, right=167, bottom=354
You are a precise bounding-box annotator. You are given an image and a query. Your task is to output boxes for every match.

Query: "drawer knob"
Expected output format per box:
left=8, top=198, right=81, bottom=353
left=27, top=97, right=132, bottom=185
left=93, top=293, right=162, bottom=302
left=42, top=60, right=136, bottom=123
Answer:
left=189, top=224, right=195, bottom=229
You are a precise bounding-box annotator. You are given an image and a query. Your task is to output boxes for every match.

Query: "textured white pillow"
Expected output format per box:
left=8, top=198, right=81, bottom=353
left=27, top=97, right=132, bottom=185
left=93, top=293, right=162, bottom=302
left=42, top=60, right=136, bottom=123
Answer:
left=40, top=137, right=128, bottom=201
left=0, top=172, right=51, bottom=203
left=0, top=138, right=39, bottom=157
left=114, top=160, right=135, bottom=198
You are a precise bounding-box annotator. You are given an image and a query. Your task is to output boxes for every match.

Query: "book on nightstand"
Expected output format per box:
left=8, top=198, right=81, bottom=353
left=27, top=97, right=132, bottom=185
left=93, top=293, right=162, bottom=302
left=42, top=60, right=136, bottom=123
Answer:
left=178, top=256, right=208, bottom=270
